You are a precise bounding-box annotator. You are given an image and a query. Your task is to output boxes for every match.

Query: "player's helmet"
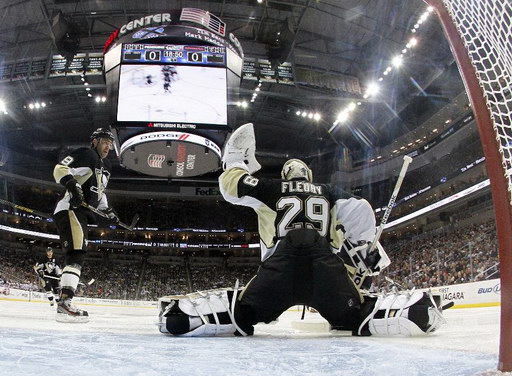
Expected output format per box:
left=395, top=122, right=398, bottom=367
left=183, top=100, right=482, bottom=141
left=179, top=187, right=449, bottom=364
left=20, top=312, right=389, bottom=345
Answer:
left=46, top=247, right=53, bottom=256
left=90, top=128, right=114, bottom=142
left=281, top=159, right=313, bottom=182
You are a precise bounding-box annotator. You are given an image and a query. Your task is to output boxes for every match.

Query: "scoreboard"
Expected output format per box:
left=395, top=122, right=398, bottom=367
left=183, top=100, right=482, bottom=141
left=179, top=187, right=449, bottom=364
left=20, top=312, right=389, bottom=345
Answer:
left=121, top=44, right=226, bottom=66
left=103, top=8, right=244, bottom=179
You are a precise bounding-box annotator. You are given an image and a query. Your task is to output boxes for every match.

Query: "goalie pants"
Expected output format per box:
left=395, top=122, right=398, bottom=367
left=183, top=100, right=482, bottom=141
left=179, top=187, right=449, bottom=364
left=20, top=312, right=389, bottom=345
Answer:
left=235, top=229, right=362, bottom=334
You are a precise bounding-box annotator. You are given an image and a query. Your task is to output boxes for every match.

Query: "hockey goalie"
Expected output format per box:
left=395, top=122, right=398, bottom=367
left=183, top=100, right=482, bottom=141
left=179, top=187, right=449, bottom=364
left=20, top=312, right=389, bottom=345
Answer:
left=157, top=123, right=452, bottom=337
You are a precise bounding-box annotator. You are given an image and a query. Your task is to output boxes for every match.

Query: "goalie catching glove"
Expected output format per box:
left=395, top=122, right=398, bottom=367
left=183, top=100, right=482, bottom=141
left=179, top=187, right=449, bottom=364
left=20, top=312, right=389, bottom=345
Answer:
left=221, top=123, right=261, bottom=174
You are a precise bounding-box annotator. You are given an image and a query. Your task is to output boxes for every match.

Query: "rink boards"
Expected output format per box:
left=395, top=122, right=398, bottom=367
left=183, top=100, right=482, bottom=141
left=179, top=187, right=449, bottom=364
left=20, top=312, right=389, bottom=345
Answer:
left=0, top=278, right=501, bottom=309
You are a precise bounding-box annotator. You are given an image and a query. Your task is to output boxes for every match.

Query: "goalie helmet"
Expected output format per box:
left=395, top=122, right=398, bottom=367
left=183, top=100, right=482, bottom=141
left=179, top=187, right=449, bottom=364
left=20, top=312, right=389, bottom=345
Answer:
left=281, top=159, right=313, bottom=182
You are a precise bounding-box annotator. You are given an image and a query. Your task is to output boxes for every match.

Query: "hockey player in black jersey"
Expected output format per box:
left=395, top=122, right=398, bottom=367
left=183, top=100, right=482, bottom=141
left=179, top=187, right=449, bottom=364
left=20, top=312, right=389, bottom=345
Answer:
left=53, top=127, right=119, bottom=322
left=158, top=123, right=450, bottom=337
left=33, top=247, right=62, bottom=306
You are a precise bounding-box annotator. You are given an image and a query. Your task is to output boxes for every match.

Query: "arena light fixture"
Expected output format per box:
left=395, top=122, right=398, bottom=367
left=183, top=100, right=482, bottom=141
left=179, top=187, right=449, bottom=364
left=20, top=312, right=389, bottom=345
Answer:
left=392, top=55, right=403, bottom=67
left=0, top=100, right=7, bottom=114
left=336, top=111, right=349, bottom=123
left=365, top=82, right=380, bottom=97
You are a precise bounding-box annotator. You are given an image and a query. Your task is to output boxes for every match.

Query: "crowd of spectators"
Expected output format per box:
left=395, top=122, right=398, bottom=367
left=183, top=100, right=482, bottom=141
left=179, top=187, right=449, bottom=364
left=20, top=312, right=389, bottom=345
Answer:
left=354, top=134, right=487, bottom=211
left=79, top=259, right=142, bottom=300
left=139, top=263, right=189, bottom=300
left=0, top=244, right=259, bottom=301
left=376, top=220, right=498, bottom=289
left=0, top=219, right=499, bottom=301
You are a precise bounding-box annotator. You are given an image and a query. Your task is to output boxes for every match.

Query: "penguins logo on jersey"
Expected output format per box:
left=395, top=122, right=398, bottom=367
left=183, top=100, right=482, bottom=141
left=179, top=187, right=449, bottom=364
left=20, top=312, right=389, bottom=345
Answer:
left=90, top=167, right=110, bottom=199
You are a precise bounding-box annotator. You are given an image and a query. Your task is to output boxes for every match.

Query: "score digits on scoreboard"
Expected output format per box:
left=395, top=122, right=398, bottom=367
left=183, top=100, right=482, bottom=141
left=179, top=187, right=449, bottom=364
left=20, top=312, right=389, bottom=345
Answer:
left=122, top=44, right=225, bottom=66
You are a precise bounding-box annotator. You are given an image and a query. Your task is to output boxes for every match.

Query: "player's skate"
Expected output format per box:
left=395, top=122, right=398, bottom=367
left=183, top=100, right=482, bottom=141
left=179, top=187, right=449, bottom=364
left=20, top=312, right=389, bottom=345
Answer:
left=56, top=298, right=89, bottom=323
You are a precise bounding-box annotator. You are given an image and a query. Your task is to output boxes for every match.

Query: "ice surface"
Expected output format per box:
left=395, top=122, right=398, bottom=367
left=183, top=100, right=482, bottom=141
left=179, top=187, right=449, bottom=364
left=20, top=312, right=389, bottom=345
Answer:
left=0, top=300, right=507, bottom=376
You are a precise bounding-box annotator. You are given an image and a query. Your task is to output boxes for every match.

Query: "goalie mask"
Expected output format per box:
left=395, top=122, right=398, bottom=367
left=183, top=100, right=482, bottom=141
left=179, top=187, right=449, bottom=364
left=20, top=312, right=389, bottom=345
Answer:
left=281, top=159, right=313, bottom=182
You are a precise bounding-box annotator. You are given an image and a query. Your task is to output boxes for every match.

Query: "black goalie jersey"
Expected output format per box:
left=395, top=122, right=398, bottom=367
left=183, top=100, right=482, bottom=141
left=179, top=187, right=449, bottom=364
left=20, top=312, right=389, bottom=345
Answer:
left=219, top=167, right=377, bottom=261
left=53, top=147, right=112, bottom=214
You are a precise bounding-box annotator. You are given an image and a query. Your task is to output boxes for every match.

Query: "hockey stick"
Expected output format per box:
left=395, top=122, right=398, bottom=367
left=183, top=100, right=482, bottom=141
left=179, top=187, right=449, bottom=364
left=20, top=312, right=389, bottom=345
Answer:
left=43, top=275, right=95, bottom=286
left=352, top=156, right=413, bottom=289
left=0, top=198, right=139, bottom=231
left=81, top=203, right=140, bottom=231
left=0, top=198, right=52, bottom=218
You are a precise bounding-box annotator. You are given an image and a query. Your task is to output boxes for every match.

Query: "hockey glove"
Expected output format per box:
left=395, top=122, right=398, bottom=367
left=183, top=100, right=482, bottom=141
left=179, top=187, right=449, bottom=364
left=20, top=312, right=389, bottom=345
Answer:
left=65, top=178, right=84, bottom=209
left=37, top=269, right=45, bottom=278
left=345, top=241, right=381, bottom=274
left=365, top=249, right=382, bottom=273
left=103, top=207, right=120, bottom=223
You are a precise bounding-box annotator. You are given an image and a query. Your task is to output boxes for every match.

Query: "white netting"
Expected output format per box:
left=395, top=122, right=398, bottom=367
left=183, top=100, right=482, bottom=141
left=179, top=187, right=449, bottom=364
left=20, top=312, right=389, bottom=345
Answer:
left=442, top=0, right=512, bottom=205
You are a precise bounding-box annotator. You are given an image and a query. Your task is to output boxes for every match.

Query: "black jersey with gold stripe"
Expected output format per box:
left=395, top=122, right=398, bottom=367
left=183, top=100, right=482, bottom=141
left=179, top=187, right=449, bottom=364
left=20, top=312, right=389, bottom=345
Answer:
left=219, top=167, right=376, bottom=261
left=34, top=256, right=61, bottom=277
left=53, top=147, right=112, bottom=214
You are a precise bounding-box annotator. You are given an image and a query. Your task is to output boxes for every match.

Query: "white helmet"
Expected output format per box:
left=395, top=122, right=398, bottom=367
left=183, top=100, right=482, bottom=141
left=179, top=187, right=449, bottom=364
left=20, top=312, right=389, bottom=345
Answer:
left=281, top=159, right=312, bottom=182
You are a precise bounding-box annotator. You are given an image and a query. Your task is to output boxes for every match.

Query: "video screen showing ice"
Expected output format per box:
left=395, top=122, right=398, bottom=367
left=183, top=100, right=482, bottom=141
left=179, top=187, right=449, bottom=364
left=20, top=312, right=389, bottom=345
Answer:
left=117, top=64, right=227, bottom=125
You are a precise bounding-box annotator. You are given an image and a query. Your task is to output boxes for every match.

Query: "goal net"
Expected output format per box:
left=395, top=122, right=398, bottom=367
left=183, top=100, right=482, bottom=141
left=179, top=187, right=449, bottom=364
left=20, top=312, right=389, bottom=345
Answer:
left=424, top=0, right=512, bottom=371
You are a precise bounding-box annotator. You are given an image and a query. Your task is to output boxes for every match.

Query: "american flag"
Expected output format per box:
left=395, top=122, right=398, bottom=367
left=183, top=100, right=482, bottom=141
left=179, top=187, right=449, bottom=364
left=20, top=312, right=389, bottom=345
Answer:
left=180, top=8, right=226, bottom=36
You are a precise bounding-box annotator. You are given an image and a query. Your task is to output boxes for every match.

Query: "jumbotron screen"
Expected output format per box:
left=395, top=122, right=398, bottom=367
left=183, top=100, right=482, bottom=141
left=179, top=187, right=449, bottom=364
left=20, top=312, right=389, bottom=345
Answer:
left=117, top=64, right=227, bottom=125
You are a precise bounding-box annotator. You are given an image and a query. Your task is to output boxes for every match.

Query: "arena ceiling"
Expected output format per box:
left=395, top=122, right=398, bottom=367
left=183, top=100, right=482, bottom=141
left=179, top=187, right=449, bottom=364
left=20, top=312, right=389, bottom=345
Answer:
left=0, top=0, right=461, bottom=186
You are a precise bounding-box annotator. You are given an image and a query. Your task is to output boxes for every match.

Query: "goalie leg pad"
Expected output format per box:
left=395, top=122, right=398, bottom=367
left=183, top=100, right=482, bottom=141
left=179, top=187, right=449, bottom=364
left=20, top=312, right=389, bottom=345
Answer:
left=158, top=287, right=249, bottom=337
left=357, top=291, right=447, bottom=336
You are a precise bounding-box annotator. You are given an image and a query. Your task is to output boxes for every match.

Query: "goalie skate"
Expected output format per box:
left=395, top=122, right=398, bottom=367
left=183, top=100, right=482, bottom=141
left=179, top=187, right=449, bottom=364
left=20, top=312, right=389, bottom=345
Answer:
left=56, top=298, right=89, bottom=323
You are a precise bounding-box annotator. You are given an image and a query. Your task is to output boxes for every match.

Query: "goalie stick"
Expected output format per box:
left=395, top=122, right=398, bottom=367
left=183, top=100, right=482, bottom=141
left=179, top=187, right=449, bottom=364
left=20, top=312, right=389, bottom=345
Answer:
left=351, top=155, right=413, bottom=289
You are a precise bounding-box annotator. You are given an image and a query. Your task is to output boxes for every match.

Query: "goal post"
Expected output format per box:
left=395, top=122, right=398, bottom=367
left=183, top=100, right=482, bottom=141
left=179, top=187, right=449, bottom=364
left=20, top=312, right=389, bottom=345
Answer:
left=424, top=0, right=512, bottom=371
